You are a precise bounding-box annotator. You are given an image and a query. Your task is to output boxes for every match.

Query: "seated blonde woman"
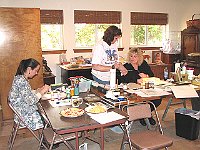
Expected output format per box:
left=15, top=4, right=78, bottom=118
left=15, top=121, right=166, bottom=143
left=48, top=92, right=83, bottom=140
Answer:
left=117, top=48, right=162, bottom=126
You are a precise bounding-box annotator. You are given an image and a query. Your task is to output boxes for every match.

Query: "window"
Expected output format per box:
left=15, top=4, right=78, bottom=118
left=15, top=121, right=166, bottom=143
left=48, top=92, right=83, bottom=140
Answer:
left=41, top=24, right=63, bottom=50
left=75, top=24, right=121, bottom=47
left=74, top=10, right=121, bottom=48
left=40, top=10, right=64, bottom=50
left=130, top=12, right=168, bottom=47
left=130, top=25, right=166, bottom=46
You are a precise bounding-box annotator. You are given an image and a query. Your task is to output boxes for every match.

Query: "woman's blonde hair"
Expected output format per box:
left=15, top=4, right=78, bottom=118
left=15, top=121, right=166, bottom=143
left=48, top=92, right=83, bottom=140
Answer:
left=127, top=47, right=144, bottom=65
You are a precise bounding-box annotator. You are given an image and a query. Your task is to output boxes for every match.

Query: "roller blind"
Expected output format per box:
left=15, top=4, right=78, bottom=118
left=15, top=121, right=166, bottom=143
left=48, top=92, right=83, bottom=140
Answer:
left=74, top=10, right=121, bottom=24
left=40, top=10, right=63, bottom=24
left=131, top=12, right=168, bottom=25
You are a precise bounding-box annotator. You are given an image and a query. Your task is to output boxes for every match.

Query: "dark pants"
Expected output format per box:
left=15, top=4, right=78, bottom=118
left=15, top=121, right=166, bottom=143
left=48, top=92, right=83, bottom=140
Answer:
left=150, top=99, right=162, bottom=111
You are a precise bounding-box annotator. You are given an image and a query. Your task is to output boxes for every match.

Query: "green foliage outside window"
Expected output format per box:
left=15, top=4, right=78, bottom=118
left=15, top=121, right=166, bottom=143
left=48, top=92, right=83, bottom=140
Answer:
left=41, top=24, right=63, bottom=50
left=75, top=24, right=95, bottom=47
left=75, top=24, right=120, bottom=47
left=130, top=25, right=165, bottom=46
left=147, top=25, right=163, bottom=45
left=131, top=25, right=145, bottom=45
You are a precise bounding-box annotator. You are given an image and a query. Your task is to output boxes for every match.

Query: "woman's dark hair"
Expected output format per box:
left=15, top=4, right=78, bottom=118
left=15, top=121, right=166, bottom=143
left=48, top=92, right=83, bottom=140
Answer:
left=15, top=58, right=40, bottom=76
left=103, top=25, right=122, bottom=46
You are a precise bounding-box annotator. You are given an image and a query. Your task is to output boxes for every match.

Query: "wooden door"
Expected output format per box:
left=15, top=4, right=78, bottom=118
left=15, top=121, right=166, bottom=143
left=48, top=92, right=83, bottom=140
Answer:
left=0, top=8, right=44, bottom=120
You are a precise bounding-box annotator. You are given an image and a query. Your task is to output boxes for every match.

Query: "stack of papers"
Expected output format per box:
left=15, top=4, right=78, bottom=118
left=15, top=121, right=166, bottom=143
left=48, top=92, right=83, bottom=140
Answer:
left=87, top=111, right=125, bottom=124
left=126, top=88, right=171, bottom=97
left=140, top=88, right=171, bottom=97
left=170, top=85, right=199, bottom=98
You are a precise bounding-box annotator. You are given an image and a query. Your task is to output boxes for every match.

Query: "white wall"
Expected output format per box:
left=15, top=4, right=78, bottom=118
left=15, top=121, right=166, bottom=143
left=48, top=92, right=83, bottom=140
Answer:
left=1, top=0, right=200, bottom=82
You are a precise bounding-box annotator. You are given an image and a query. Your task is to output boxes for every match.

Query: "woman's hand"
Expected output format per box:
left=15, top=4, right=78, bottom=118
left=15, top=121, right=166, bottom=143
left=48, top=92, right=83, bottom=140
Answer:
left=114, top=62, right=128, bottom=76
left=137, top=78, right=143, bottom=84
left=139, top=73, right=149, bottom=78
left=37, top=84, right=50, bottom=96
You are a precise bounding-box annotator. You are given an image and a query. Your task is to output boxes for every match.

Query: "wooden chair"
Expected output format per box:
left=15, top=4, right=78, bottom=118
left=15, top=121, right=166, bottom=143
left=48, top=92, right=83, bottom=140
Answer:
left=7, top=100, right=48, bottom=150
left=121, top=101, right=173, bottom=150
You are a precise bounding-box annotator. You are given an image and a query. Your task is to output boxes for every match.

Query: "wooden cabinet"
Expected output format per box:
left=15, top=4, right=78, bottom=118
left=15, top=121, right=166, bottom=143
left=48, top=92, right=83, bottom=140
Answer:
left=181, top=26, right=200, bottom=75
left=150, top=64, right=172, bottom=80
left=181, top=26, right=200, bottom=60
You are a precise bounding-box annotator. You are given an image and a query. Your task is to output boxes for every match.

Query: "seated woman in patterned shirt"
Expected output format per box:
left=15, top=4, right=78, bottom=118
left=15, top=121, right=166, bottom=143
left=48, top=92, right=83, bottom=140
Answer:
left=8, top=58, right=50, bottom=130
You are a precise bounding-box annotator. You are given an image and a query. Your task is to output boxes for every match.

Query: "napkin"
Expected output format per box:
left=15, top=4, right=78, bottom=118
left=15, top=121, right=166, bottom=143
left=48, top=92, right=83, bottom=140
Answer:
left=88, top=111, right=125, bottom=124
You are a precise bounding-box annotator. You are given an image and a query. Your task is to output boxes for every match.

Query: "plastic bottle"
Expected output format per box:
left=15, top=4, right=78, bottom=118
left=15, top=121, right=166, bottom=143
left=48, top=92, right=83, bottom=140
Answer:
left=164, top=67, right=168, bottom=81
left=74, top=78, right=79, bottom=96
left=66, top=87, right=71, bottom=99
left=70, top=84, right=75, bottom=97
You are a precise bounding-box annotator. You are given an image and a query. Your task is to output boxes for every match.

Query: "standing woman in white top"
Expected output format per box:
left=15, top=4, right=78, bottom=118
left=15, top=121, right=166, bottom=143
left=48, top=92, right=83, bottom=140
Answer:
left=8, top=58, right=50, bottom=130
left=92, top=25, right=127, bottom=84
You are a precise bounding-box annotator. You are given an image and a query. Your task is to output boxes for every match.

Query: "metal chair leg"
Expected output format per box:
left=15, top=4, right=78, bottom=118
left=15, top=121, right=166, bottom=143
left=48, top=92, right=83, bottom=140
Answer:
left=162, top=98, right=187, bottom=121
left=162, top=98, right=173, bottom=121
left=38, top=131, right=46, bottom=150
left=182, top=99, right=186, bottom=108
left=59, top=134, right=75, bottom=150
left=120, top=121, right=133, bottom=150
left=8, top=122, right=19, bottom=150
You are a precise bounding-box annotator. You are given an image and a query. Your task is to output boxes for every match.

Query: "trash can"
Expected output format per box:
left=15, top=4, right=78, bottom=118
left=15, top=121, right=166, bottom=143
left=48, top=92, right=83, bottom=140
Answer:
left=175, top=108, right=200, bottom=140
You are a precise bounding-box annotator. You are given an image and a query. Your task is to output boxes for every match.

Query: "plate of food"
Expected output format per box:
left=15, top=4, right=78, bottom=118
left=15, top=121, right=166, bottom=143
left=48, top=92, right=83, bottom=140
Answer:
left=85, top=105, right=107, bottom=114
left=60, top=108, right=85, bottom=118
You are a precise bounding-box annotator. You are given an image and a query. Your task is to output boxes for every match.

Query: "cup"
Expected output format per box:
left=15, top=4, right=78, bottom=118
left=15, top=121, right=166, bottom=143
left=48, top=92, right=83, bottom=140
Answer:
left=145, top=82, right=149, bottom=89
left=79, top=143, right=88, bottom=150
left=105, top=90, right=113, bottom=98
left=148, top=81, right=155, bottom=89
left=186, top=69, right=194, bottom=80
left=122, top=83, right=128, bottom=90
left=71, top=98, right=83, bottom=107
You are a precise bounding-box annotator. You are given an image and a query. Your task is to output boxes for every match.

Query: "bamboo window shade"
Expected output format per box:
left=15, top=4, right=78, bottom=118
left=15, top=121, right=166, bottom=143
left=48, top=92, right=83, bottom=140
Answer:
left=131, top=12, right=168, bottom=25
left=74, top=10, right=121, bottom=24
left=40, top=10, right=63, bottom=24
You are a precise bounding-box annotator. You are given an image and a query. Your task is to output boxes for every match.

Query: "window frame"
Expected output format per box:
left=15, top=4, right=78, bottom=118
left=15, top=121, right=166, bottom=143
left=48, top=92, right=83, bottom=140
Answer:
left=130, top=12, right=168, bottom=48
left=74, top=10, right=122, bottom=51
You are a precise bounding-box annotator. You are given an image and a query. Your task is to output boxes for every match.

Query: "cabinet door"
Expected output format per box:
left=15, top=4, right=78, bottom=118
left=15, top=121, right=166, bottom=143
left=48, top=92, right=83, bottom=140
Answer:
left=162, top=53, right=180, bottom=64
left=182, top=34, right=199, bottom=59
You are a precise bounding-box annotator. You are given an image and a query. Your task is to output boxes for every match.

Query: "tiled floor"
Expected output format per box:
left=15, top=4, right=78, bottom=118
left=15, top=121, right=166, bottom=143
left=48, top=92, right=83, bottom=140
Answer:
left=0, top=99, right=199, bottom=150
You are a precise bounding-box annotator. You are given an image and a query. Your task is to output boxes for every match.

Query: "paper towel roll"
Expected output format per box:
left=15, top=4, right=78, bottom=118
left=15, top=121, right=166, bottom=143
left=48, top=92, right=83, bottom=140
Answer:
left=110, top=69, right=116, bottom=90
